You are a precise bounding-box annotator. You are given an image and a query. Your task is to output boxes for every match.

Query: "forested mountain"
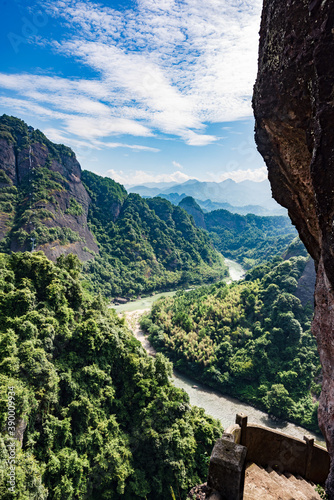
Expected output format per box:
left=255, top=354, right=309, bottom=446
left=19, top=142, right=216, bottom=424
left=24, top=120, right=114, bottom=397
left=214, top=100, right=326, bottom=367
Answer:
left=81, top=173, right=227, bottom=297
left=141, top=192, right=286, bottom=216
left=0, top=115, right=227, bottom=298
left=0, top=251, right=222, bottom=499
left=178, top=197, right=206, bottom=229
left=141, top=256, right=321, bottom=432
left=0, top=115, right=99, bottom=261
left=179, top=196, right=297, bottom=269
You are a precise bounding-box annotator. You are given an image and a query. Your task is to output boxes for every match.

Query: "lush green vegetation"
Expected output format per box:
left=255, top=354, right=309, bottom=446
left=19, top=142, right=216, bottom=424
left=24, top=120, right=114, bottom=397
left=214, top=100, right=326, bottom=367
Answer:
left=177, top=199, right=297, bottom=269
left=82, top=171, right=228, bottom=298
left=0, top=114, right=323, bottom=500
left=141, top=256, right=321, bottom=432
left=0, top=171, right=18, bottom=238
left=0, top=115, right=74, bottom=160
left=0, top=116, right=228, bottom=299
left=0, top=251, right=222, bottom=499
left=282, top=236, right=309, bottom=260
left=0, top=115, right=82, bottom=251
left=205, top=209, right=297, bottom=269
left=8, top=168, right=84, bottom=250
left=65, top=198, right=84, bottom=217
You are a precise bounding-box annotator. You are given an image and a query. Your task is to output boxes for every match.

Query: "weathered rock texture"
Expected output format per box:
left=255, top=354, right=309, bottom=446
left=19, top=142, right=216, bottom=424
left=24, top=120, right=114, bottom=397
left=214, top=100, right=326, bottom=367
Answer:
left=295, top=258, right=317, bottom=307
left=253, top=1, right=334, bottom=495
left=0, top=117, right=99, bottom=260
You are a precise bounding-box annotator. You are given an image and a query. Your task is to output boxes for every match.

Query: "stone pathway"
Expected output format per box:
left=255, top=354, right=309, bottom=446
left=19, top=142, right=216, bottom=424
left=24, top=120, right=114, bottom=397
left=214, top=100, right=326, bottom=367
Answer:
left=243, top=462, right=323, bottom=500
left=188, top=463, right=324, bottom=500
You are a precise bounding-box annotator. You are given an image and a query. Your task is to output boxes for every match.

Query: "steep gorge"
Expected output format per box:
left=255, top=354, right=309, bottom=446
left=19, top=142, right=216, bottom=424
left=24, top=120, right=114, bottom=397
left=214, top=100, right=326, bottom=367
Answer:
left=253, top=0, right=334, bottom=493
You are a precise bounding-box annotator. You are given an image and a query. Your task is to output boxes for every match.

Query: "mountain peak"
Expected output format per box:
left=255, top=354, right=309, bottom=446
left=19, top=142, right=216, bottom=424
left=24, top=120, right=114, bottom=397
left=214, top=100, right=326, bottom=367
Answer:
left=179, top=196, right=206, bottom=228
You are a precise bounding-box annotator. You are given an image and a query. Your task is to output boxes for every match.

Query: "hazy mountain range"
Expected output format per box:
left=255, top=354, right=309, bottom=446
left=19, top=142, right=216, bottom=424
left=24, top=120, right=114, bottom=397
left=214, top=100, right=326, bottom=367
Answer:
left=127, top=179, right=286, bottom=216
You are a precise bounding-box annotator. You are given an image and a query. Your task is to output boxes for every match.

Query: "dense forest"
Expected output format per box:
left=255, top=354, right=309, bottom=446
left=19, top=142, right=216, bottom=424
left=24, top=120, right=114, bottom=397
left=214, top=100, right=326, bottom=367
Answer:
left=81, top=172, right=228, bottom=298
left=179, top=196, right=298, bottom=269
left=141, top=256, right=321, bottom=432
left=0, top=251, right=222, bottom=499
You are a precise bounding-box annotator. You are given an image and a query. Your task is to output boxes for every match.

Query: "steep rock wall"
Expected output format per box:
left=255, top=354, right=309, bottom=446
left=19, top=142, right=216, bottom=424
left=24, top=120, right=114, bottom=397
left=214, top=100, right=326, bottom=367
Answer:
left=295, top=258, right=316, bottom=307
left=0, top=117, right=99, bottom=260
left=253, top=1, right=334, bottom=494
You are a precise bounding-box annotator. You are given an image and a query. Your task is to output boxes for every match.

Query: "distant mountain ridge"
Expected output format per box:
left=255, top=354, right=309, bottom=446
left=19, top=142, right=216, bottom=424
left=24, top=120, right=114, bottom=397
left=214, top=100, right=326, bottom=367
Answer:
left=155, top=192, right=286, bottom=216
left=128, top=178, right=285, bottom=215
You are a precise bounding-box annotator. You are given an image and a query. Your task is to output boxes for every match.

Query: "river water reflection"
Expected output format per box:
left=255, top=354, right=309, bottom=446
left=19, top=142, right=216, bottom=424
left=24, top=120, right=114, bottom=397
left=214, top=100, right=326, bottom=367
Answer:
left=224, top=258, right=245, bottom=281
left=113, top=259, right=325, bottom=447
left=172, top=371, right=324, bottom=445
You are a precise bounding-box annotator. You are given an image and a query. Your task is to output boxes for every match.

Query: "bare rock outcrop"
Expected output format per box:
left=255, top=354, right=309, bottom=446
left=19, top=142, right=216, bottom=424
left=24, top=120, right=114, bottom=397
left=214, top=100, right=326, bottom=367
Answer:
left=295, top=258, right=316, bottom=307
left=0, top=116, right=99, bottom=260
left=253, top=1, right=334, bottom=494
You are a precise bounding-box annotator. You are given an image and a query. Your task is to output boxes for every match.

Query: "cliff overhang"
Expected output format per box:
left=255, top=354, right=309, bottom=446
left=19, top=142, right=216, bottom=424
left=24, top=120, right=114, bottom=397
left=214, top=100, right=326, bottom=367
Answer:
left=253, top=1, right=334, bottom=495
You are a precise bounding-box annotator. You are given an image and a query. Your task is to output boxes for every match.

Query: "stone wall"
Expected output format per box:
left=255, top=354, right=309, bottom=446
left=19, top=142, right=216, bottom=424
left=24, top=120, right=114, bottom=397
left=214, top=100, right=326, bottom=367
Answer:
left=226, top=415, right=329, bottom=485
left=243, top=425, right=328, bottom=484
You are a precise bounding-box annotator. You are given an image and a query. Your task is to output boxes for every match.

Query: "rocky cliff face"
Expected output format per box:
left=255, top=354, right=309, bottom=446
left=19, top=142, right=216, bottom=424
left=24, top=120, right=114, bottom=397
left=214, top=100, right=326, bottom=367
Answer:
left=178, top=196, right=207, bottom=229
left=0, top=115, right=99, bottom=261
left=294, top=258, right=316, bottom=307
left=253, top=1, right=334, bottom=494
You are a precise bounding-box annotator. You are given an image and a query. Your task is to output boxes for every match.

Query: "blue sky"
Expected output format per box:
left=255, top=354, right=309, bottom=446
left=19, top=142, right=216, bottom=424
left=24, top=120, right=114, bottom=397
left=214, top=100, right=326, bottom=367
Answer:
left=0, top=0, right=265, bottom=186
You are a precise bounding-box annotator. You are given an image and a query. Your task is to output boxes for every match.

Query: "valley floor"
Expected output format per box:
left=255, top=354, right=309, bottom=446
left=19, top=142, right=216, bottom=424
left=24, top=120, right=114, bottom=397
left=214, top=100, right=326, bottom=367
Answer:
left=116, top=302, right=326, bottom=447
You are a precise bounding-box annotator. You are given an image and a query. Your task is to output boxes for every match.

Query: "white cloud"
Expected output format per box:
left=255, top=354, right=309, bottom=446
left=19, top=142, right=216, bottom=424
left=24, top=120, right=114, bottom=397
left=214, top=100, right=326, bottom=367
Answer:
left=172, top=161, right=183, bottom=169
left=64, top=115, right=152, bottom=139
left=218, top=166, right=268, bottom=183
left=43, top=127, right=99, bottom=150
left=107, top=169, right=192, bottom=186
left=107, top=166, right=268, bottom=186
left=0, top=96, right=67, bottom=120
left=43, top=128, right=160, bottom=152
left=182, top=130, right=218, bottom=146
left=0, top=0, right=261, bottom=147
left=99, top=141, right=160, bottom=152
left=54, top=39, right=206, bottom=138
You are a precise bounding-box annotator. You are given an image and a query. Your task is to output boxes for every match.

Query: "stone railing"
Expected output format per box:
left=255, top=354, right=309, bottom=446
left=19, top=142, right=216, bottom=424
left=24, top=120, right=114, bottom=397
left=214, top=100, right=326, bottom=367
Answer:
left=207, top=413, right=329, bottom=500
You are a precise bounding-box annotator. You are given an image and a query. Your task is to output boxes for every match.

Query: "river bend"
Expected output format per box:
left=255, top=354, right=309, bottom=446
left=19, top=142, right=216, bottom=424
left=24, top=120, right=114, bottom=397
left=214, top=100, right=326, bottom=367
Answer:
left=113, top=259, right=325, bottom=446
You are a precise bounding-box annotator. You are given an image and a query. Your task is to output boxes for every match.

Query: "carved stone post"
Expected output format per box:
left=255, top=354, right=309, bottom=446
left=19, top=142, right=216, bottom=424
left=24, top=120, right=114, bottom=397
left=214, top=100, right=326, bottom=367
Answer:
left=304, top=435, right=314, bottom=481
left=236, top=413, right=248, bottom=447
left=207, top=435, right=247, bottom=500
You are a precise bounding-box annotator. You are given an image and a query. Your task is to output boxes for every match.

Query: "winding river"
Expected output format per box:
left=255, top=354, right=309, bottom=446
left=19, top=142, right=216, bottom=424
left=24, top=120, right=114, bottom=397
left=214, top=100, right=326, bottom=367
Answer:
left=224, top=258, right=245, bottom=282
left=113, top=259, right=325, bottom=447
